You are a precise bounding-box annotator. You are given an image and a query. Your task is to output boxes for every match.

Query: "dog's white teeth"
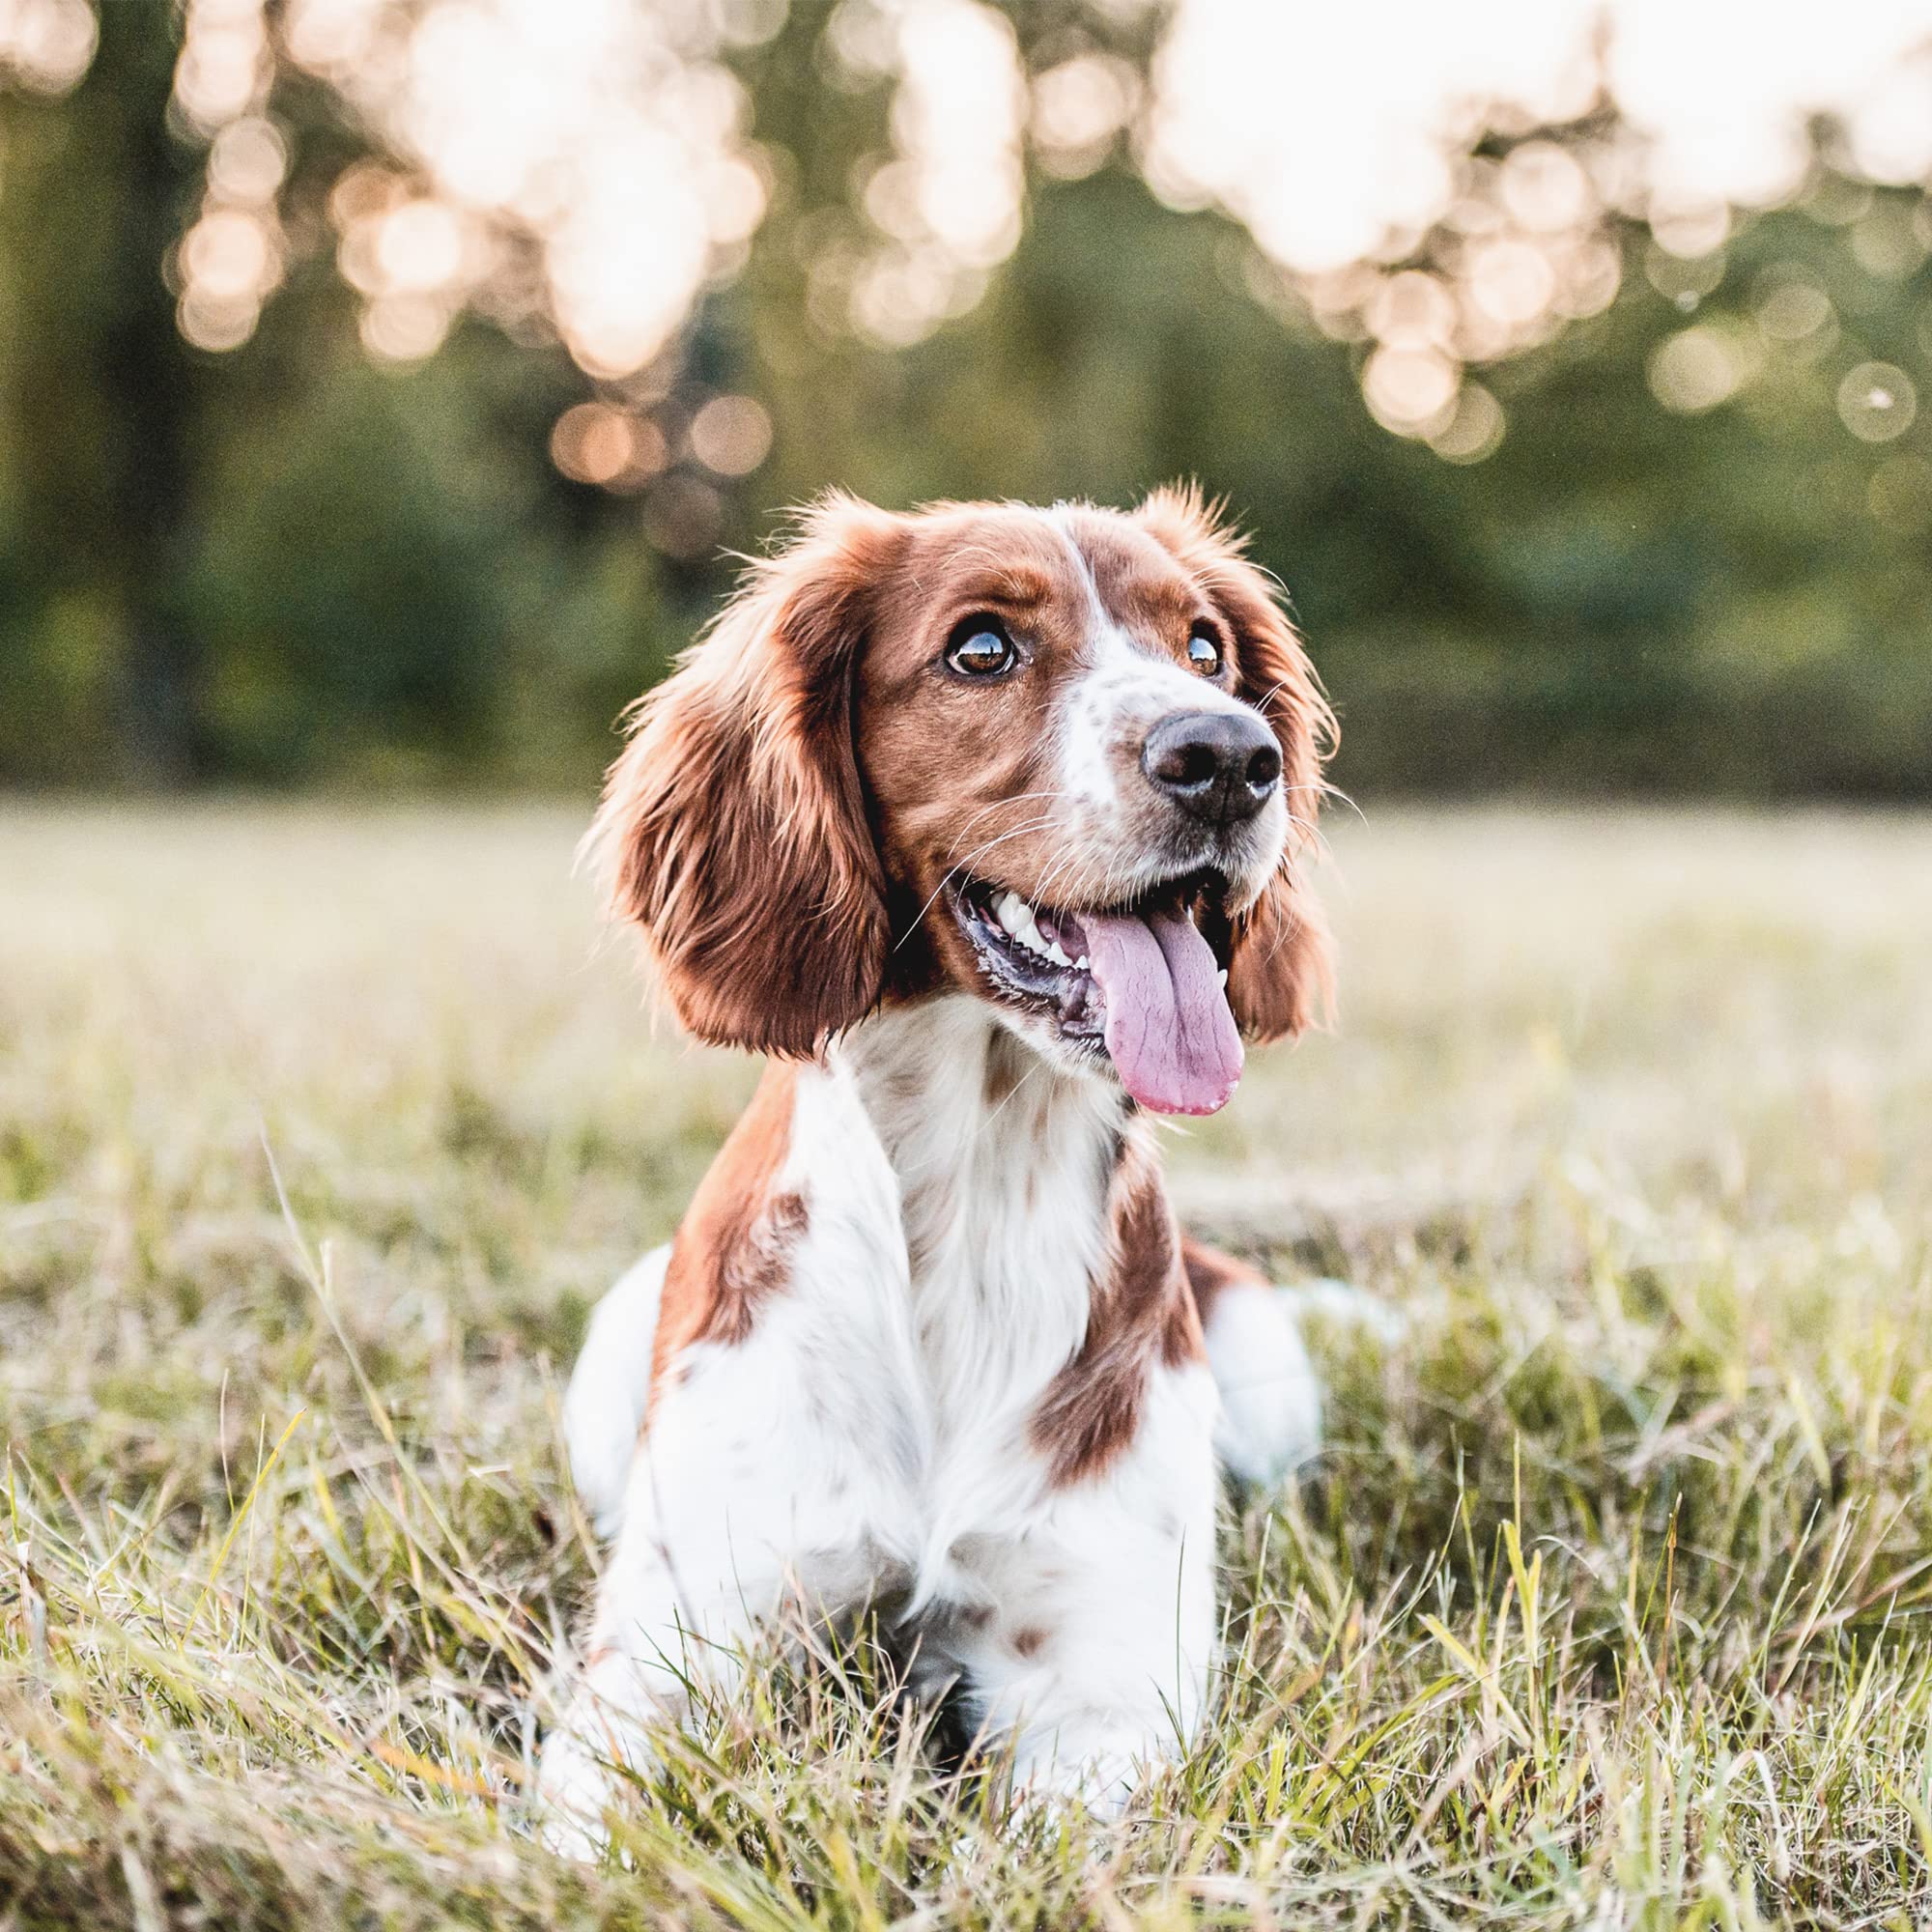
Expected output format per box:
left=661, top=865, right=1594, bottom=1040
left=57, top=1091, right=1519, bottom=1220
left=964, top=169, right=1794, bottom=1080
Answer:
left=1217, top=967, right=1229, bottom=987
left=1074, top=954, right=1089, bottom=971
left=990, top=889, right=1074, bottom=965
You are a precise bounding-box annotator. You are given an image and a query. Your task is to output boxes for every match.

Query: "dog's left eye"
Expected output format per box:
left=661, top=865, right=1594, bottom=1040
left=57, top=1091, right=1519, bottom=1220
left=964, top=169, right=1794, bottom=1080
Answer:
left=1187, top=624, right=1224, bottom=675
left=946, top=617, right=1019, bottom=678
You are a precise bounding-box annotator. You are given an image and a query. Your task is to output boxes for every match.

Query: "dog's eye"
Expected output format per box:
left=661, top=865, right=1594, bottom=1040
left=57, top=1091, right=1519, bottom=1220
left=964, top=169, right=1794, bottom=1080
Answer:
left=1187, top=624, right=1224, bottom=675
left=946, top=617, right=1018, bottom=679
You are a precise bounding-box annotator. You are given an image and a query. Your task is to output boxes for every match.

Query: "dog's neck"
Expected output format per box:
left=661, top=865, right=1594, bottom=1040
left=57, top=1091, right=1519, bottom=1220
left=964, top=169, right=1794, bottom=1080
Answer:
left=829, top=996, right=1133, bottom=1410
left=837, top=997, right=1129, bottom=1229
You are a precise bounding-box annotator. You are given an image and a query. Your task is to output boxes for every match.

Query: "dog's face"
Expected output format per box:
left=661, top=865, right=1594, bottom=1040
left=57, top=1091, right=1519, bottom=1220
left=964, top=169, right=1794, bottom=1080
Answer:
left=588, top=489, right=1331, bottom=1116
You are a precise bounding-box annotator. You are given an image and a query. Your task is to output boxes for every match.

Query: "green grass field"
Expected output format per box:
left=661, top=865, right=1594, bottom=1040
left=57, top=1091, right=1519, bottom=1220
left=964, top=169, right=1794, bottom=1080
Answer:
left=5, top=804, right=1932, bottom=1930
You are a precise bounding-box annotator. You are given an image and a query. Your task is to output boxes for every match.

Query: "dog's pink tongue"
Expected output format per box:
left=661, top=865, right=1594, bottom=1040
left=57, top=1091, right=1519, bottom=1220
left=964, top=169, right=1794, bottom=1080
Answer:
left=1078, top=907, right=1243, bottom=1115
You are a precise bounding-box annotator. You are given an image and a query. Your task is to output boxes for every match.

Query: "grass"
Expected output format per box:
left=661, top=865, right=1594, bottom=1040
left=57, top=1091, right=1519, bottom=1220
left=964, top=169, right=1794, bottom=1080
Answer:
left=4, top=802, right=1932, bottom=1929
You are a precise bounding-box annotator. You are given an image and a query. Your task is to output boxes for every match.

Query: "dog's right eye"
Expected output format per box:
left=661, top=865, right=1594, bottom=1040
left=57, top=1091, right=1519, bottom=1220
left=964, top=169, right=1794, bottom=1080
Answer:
left=945, top=617, right=1019, bottom=679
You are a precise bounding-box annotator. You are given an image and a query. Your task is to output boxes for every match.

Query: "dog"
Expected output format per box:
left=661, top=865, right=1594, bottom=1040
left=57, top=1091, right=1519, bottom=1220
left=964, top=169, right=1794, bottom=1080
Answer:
left=539, top=487, right=1332, bottom=1850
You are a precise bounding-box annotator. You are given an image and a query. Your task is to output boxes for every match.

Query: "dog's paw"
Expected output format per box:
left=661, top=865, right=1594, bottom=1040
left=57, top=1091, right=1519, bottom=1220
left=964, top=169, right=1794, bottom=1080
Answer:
left=532, top=1724, right=617, bottom=1861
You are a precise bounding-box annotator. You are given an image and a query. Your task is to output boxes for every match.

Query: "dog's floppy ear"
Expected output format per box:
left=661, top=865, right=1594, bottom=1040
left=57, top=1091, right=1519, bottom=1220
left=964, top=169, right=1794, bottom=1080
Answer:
left=1136, top=483, right=1335, bottom=1042
left=585, top=495, right=907, bottom=1058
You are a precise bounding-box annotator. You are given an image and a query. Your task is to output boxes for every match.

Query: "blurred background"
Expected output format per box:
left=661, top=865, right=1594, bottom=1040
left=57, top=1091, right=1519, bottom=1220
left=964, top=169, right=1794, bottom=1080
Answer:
left=3, top=0, right=1932, bottom=802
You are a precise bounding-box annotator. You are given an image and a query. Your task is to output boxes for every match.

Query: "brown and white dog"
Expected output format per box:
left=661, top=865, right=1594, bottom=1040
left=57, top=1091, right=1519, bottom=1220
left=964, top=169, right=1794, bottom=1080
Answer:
left=540, top=488, right=1332, bottom=1848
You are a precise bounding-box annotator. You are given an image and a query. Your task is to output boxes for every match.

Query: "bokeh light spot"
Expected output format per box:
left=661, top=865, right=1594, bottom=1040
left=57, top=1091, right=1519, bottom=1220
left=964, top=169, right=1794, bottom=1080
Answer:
left=182, top=209, right=276, bottom=303
left=174, top=3, right=269, bottom=133
left=178, top=291, right=260, bottom=353
left=1837, top=362, right=1918, bottom=441
left=1369, top=270, right=1456, bottom=351
left=1645, top=242, right=1724, bottom=305
left=1032, top=53, right=1137, bottom=180
left=1363, top=345, right=1460, bottom=435
left=1755, top=271, right=1833, bottom=341
left=550, top=403, right=670, bottom=491
left=376, top=200, right=466, bottom=295
left=1649, top=326, right=1756, bottom=413
left=1468, top=240, right=1555, bottom=327
left=3, top=0, right=98, bottom=94
left=208, top=117, right=288, bottom=203
left=688, top=395, right=773, bottom=477
left=1428, top=382, right=1506, bottom=464
left=1648, top=199, right=1729, bottom=260
left=1499, top=142, right=1593, bottom=233
left=360, top=295, right=451, bottom=362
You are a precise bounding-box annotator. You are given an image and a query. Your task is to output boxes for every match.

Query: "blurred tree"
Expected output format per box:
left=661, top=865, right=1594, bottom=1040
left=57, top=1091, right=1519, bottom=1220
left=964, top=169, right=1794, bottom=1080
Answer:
left=0, top=0, right=1928, bottom=797
left=2, top=5, right=212, bottom=780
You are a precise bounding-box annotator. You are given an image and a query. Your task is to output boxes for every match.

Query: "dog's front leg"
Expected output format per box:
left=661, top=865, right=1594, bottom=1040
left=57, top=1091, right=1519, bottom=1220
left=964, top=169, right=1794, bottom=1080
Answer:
left=538, top=1324, right=892, bottom=1855
left=950, top=1368, right=1221, bottom=1820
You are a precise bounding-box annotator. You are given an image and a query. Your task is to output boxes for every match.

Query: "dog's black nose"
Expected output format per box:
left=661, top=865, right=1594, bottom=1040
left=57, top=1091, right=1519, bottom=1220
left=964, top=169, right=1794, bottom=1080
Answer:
left=1141, top=710, right=1282, bottom=826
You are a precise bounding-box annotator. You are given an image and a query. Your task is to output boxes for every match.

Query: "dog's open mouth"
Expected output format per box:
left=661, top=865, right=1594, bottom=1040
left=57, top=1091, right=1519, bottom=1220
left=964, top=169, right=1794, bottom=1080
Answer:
left=946, top=868, right=1243, bottom=1116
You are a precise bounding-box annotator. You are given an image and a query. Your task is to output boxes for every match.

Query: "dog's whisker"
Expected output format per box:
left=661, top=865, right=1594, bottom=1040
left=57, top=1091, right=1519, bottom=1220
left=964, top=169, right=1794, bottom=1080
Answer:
left=894, top=814, right=1064, bottom=952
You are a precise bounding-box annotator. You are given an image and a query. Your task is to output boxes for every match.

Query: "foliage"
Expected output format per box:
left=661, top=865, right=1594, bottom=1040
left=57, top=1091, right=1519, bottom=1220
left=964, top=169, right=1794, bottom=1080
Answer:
left=1, top=7, right=1931, bottom=795
left=5, top=805, right=1932, bottom=1926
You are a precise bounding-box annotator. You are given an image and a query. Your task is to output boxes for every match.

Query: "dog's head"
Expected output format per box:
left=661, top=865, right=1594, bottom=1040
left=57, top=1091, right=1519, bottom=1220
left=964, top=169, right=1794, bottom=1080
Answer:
left=585, top=490, right=1332, bottom=1116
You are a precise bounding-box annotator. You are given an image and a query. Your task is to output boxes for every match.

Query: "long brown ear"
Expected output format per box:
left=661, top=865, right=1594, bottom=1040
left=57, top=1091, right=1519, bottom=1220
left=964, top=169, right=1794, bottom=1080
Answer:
left=1136, top=483, right=1335, bottom=1042
left=583, top=495, right=906, bottom=1057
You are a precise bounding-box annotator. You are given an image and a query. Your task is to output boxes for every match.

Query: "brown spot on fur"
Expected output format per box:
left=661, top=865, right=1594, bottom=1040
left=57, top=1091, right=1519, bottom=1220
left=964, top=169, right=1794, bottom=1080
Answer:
left=649, top=1064, right=806, bottom=1410
left=982, top=1030, right=1028, bottom=1107
left=1010, top=1625, right=1048, bottom=1659
left=1031, top=1141, right=1204, bottom=1487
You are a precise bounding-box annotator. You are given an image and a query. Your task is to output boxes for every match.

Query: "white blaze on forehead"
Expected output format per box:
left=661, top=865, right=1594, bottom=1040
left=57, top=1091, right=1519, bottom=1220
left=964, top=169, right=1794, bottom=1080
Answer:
left=1039, top=504, right=1254, bottom=817
left=1043, top=502, right=1114, bottom=640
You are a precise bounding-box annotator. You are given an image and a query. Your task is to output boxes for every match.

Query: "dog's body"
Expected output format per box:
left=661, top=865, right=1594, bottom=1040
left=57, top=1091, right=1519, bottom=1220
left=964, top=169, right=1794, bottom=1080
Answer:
left=541, top=492, right=1332, bottom=1846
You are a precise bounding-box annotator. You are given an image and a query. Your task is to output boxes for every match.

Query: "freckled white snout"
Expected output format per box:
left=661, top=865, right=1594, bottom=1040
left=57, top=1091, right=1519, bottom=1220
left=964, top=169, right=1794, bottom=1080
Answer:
left=1141, top=709, right=1282, bottom=828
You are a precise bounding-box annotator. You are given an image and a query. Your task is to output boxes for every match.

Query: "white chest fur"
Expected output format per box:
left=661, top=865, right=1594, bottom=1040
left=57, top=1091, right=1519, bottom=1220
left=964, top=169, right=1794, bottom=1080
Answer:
left=798, top=1001, right=1137, bottom=1604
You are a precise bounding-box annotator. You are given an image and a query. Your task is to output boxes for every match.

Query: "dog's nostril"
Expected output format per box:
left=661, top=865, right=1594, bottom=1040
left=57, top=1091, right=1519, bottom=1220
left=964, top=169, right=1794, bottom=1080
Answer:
left=1163, top=743, right=1220, bottom=791
left=1245, top=743, right=1282, bottom=791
